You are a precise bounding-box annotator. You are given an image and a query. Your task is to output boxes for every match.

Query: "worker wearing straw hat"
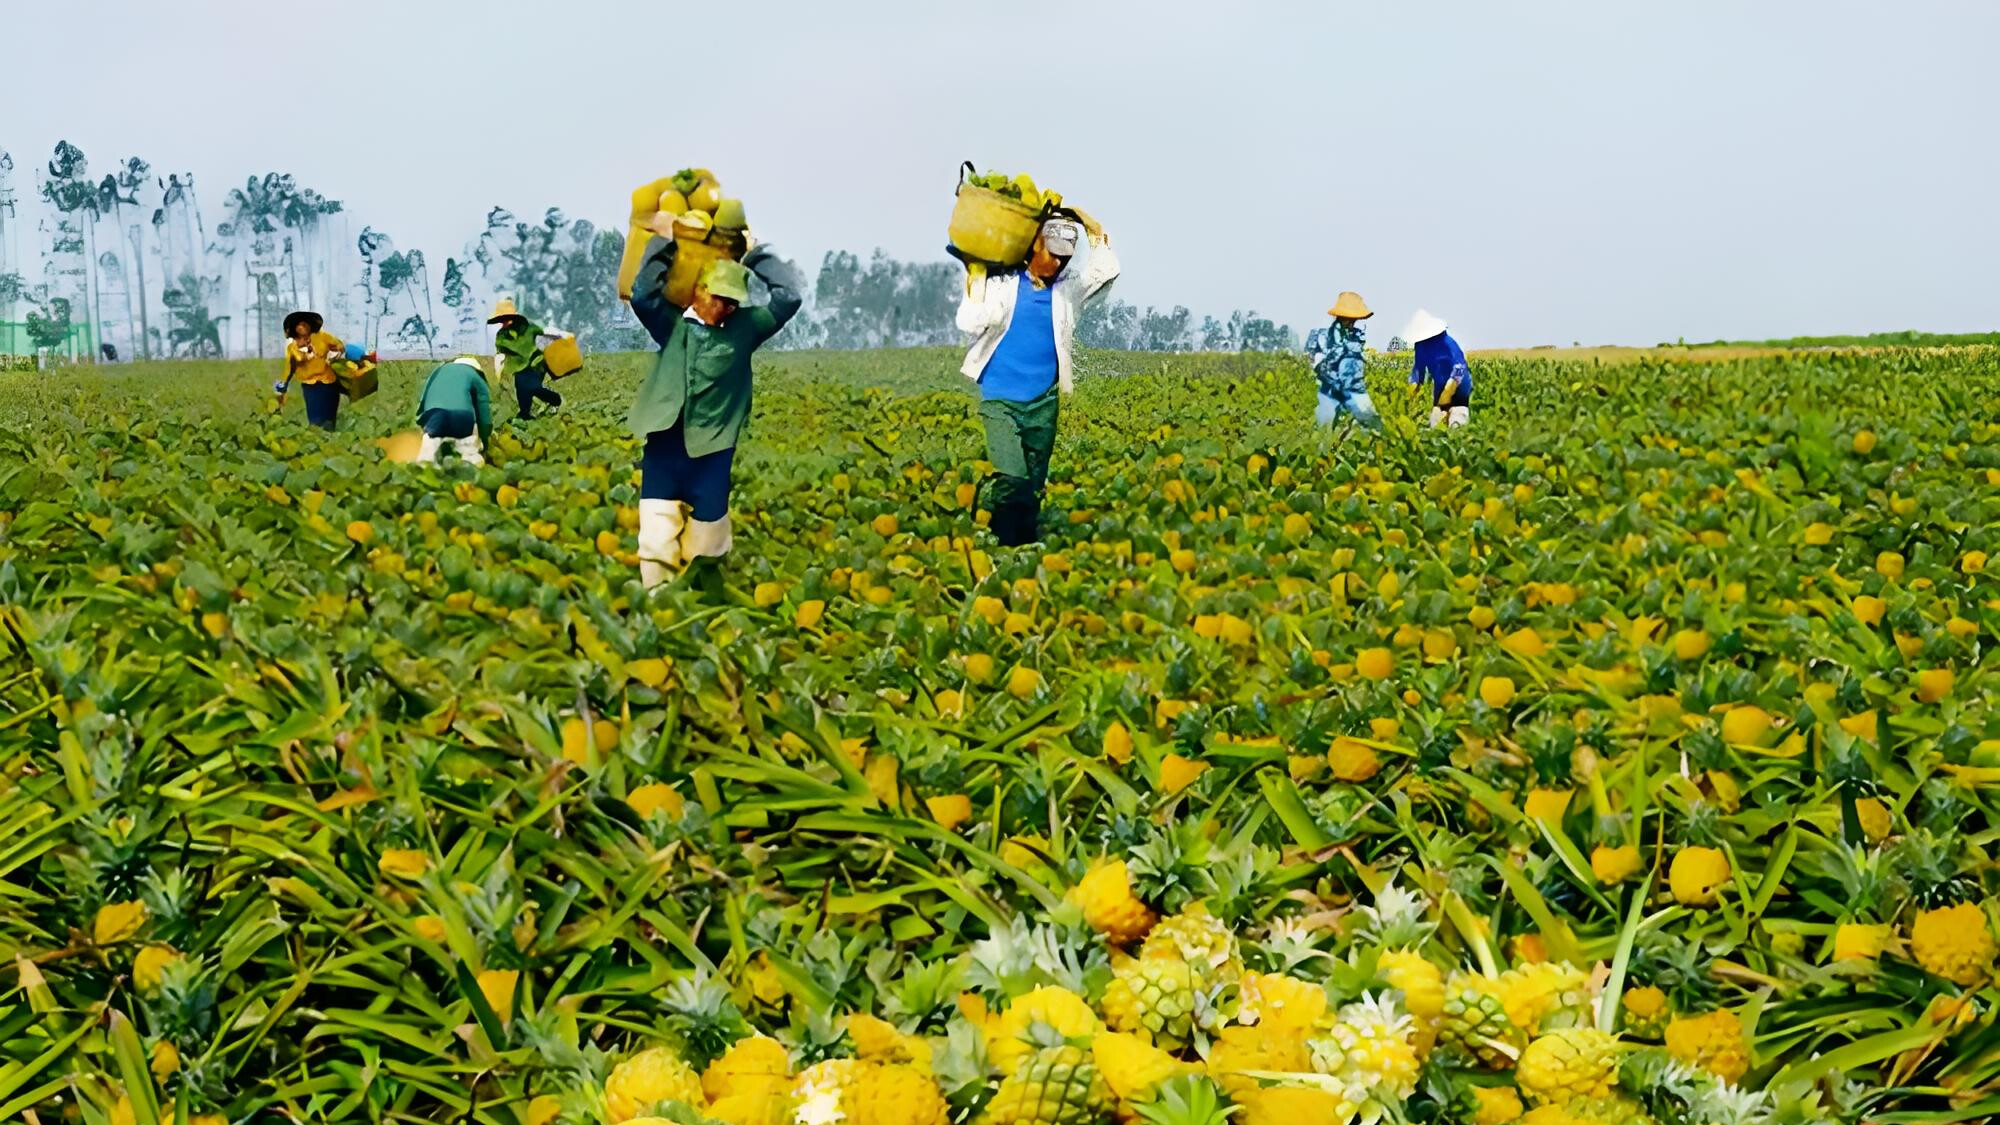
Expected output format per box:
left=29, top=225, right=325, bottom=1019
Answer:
left=487, top=298, right=574, bottom=420
left=274, top=310, right=346, bottom=430
left=1402, top=309, right=1473, bottom=428
left=1302, top=291, right=1380, bottom=431
left=626, top=232, right=805, bottom=594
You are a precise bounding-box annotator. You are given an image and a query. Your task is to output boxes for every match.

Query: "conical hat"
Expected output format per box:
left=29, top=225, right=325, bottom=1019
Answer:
left=1328, top=291, right=1372, bottom=319
left=486, top=297, right=520, bottom=324
left=1403, top=309, right=1448, bottom=342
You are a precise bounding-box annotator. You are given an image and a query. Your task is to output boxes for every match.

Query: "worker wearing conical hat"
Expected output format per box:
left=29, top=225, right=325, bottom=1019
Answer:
left=1303, top=291, right=1380, bottom=431
left=1402, top=309, right=1473, bottom=428
left=487, top=297, right=574, bottom=420
left=625, top=228, right=805, bottom=594
left=275, top=311, right=346, bottom=430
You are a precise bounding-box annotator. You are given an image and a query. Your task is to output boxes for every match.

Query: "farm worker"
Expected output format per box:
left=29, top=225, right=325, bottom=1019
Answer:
left=1302, top=291, right=1380, bottom=430
left=956, top=212, right=1119, bottom=547
left=275, top=310, right=345, bottom=430
left=412, top=356, right=493, bottom=465
left=1403, top=308, right=1473, bottom=428
left=487, top=298, right=574, bottom=421
left=626, top=233, right=805, bottom=592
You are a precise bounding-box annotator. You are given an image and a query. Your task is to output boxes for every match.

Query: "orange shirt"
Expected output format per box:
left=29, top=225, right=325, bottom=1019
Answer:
left=287, top=332, right=345, bottom=385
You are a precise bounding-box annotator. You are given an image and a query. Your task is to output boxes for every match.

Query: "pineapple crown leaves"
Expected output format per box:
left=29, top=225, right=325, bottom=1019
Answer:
left=1127, top=820, right=1220, bottom=914
left=1246, top=915, right=1335, bottom=974
left=1323, top=946, right=1387, bottom=1007
left=660, top=970, right=752, bottom=1069
left=786, top=1007, right=856, bottom=1068
left=1887, top=829, right=1980, bottom=910
left=1798, top=838, right=1889, bottom=923
left=871, top=954, right=966, bottom=1032
left=931, top=1020, right=995, bottom=1115
left=962, top=917, right=1098, bottom=999
left=1627, top=935, right=1722, bottom=1014
left=1131, top=1074, right=1238, bottom=1125
left=1351, top=882, right=1437, bottom=951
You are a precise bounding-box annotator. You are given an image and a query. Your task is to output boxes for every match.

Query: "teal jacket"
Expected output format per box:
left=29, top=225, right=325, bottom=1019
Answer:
left=626, top=238, right=804, bottom=455
left=416, top=359, right=493, bottom=443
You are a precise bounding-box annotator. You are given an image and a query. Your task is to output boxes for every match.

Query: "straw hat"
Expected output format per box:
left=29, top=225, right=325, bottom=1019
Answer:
left=1403, top=309, right=1448, bottom=342
left=1327, top=291, right=1372, bottom=319
left=486, top=297, right=521, bottom=324
left=283, top=310, right=322, bottom=336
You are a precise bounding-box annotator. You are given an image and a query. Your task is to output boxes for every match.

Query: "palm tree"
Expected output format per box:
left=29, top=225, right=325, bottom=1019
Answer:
left=112, top=156, right=154, bottom=358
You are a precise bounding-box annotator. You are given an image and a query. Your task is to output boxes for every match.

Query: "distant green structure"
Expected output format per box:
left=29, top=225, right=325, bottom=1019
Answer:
left=0, top=319, right=98, bottom=360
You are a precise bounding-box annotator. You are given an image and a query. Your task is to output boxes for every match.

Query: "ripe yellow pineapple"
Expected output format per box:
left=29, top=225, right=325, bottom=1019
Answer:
left=1237, top=971, right=1328, bottom=1034
left=1304, top=994, right=1421, bottom=1123
left=1206, top=1022, right=1311, bottom=1096
left=1101, top=903, right=1240, bottom=1049
left=1092, top=1031, right=1183, bottom=1102
left=1469, top=1085, right=1526, bottom=1125
left=1515, top=1029, right=1621, bottom=1106
left=1668, top=847, right=1731, bottom=907
left=1074, top=861, right=1159, bottom=946
left=794, top=1060, right=949, bottom=1125
left=989, top=986, right=1102, bottom=1074
left=1618, top=986, right=1669, bottom=1040
left=605, top=1046, right=708, bottom=1122
left=1486, top=962, right=1591, bottom=1035
left=704, top=1034, right=791, bottom=1125
left=1909, top=901, right=1997, bottom=986
left=978, top=1042, right=1114, bottom=1125
left=1352, top=884, right=1446, bottom=1056
left=1229, top=1085, right=1344, bottom=1125
left=1662, top=1009, right=1749, bottom=1083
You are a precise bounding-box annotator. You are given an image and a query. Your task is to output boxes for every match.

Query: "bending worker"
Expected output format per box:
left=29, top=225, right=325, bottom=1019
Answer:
left=413, top=356, right=493, bottom=465
left=1403, top=309, right=1474, bottom=428
left=626, top=228, right=804, bottom=592
left=1303, top=291, right=1379, bottom=430
left=956, top=211, right=1118, bottom=547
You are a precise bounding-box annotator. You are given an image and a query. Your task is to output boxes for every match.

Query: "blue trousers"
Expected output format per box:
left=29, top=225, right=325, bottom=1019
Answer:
left=640, top=423, right=736, bottom=521
left=301, top=382, right=340, bottom=430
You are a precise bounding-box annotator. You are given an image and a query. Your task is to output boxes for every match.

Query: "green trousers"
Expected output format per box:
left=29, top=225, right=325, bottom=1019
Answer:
left=978, top=387, right=1059, bottom=547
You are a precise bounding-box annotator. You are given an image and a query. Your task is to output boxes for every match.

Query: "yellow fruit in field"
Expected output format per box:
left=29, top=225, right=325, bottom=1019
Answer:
left=597, top=529, right=622, bottom=555
left=1524, top=788, right=1572, bottom=822
left=1501, top=627, right=1549, bottom=657
left=1170, top=548, right=1196, bottom=573
left=1327, top=737, right=1379, bottom=782
left=1672, top=629, right=1709, bottom=660
left=1831, top=922, right=1891, bottom=961
left=1103, top=721, right=1134, bottom=763
left=1093, top=1030, right=1182, bottom=1101
left=345, top=519, right=374, bottom=544
left=606, top=1046, right=708, bottom=1121
left=926, top=793, right=973, bottom=831
left=1282, top=512, right=1311, bottom=538
left=1664, top=1009, right=1749, bottom=1082
left=1852, top=594, right=1886, bottom=626
left=1516, top=1028, right=1620, bottom=1104
left=1468, top=1086, right=1524, bottom=1125
left=753, top=581, right=785, bottom=608
left=152, top=1039, right=180, bottom=1080
left=934, top=688, right=963, bottom=716
left=201, top=611, right=228, bottom=637
left=525, top=1095, right=564, bottom=1125
left=1159, top=753, right=1209, bottom=793
left=94, top=900, right=148, bottom=944
left=1719, top=705, right=1773, bottom=746
left=1669, top=846, right=1730, bottom=906
left=955, top=482, right=977, bottom=508
left=1469, top=605, right=1497, bottom=630
left=1838, top=710, right=1878, bottom=743
left=1005, top=664, right=1040, bottom=698
left=1074, top=860, right=1158, bottom=945
left=1852, top=429, right=1877, bottom=454
left=965, top=653, right=996, bottom=683
left=630, top=657, right=671, bottom=687
left=477, top=968, right=520, bottom=1023
left=1909, top=901, right=1997, bottom=985
left=378, top=849, right=429, bottom=880
left=1422, top=628, right=1458, bottom=660
left=412, top=914, right=449, bottom=942
left=795, top=599, right=826, bottom=628
left=1591, top=844, right=1642, bottom=885
left=871, top=513, right=899, bottom=536
left=496, top=484, right=520, bottom=507
left=1916, top=667, right=1953, bottom=703
left=133, top=943, right=181, bottom=991
left=1479, top=676, right=1517, bottom=708
left=1803, top=521, right=1834, bottom=545
left=626, top=783, right=685, bottom=820
left=1356, top=647, right=1394, bottom=679
left=1963, top=550, right=1988, bottom=574
left=1876, top=551, right=1905, bottom=580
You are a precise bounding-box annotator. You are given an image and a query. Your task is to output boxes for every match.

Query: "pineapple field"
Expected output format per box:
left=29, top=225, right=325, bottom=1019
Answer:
left=4, top=346, right=1999, bottom=1125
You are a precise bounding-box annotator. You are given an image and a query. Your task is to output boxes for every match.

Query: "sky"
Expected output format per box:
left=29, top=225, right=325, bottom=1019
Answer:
left=7, top=0, right=1998, bottom=346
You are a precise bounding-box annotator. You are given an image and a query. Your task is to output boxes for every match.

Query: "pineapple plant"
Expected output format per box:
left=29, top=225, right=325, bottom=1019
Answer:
left=1205, top=1022, right=1311, bottom=1097
left=1101, top=902, right=1241, bottom=1050
left=1091, top=1030, right=1184, bottom=1104
left=1301, top=993, right=1422, bottom=1125
left=1662, top=1009, right=1750, bottom=1083
left=1075, top=860, right=1160, bottom=946
left=606, top=1046, right=710, bottom=1122
left=792, top=1059, right=951, bottom=1125
left=1351, top=883, right=1447, bottom=1057
left=1483, top=961, right=1592, bottom=1036
left=1895, top=833, right=1998, bottom=986
left=703, top=1035, right=792, bottom=1125
left=1130, top=1075, right=1234, bottom=1125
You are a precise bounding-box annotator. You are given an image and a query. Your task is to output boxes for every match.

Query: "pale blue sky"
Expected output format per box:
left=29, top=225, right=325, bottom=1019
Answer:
left=9, top=0, right=1997, bottom=345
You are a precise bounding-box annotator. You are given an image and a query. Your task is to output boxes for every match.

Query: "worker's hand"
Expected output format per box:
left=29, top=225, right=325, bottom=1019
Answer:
left=646, top=211, right=677, bottom=237
left=1072, top=208, right=1105, bottom=242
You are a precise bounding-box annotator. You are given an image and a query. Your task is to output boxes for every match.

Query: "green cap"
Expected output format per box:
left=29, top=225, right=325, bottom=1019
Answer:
left=700, top=259, right=752, bottom=303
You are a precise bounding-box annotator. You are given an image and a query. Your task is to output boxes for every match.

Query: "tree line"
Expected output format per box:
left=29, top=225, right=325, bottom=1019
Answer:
left=0, top=140, right=1297, bottom=360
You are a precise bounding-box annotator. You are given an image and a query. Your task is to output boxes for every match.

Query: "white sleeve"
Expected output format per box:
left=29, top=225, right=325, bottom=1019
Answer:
left=955, top=274, right=1004, bottom=334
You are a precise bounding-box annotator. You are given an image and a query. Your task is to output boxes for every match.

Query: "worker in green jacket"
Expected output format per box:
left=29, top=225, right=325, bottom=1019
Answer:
left=413, top=356, right=494, bottom=465
left=627, top=235, right=804, bottom=591
left=487, top=298, right=573, bottom=419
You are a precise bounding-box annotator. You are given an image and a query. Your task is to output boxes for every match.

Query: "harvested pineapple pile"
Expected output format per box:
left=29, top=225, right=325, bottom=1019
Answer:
left=965, top=170, right=1059, bottom=214
left=5, top=348, right=1999, bottom=1125
left=656, top=167, right=747, bottom=242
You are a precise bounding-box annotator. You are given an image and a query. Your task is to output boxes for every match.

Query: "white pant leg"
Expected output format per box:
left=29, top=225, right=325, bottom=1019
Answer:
left=1428, top=407, right=1446, bottom=429
left=416, top=434, right=445, bottom=462
left=685, top=514, right=733, bottom=560
left=452, top=436, right=484, bottom=465
left=637, top=498, right=687, bottom=588
left=1446, top=406, right=1470, bottom=428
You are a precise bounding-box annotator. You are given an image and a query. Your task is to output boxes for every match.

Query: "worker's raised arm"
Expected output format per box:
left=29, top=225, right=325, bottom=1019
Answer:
left=629, top=236, right=684, bottom=346
left=744, top=245, right=806, bottom=344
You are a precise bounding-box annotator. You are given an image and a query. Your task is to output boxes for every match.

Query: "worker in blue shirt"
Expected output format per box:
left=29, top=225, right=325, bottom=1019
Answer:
left=1403, top=309, right=1473, bottom=428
